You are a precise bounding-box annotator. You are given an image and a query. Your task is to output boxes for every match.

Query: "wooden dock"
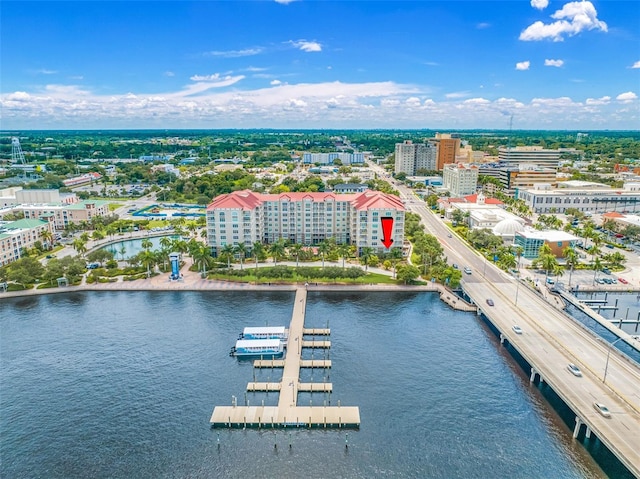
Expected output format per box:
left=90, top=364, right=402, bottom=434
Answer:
left=253, top=359, right=331, bottom=368
left=303, top=328, right=330, bottom=335
left=210, top=287, right=360, bottom=429
left=301, top=340, right=331, bottom=348
left=247, top=382, right=332, bottom=392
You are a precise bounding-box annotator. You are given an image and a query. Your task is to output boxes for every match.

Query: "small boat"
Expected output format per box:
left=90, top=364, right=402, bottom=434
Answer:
left=230, top=339, right=284, bottom=357
left=238, top=326, right=288, bottom=341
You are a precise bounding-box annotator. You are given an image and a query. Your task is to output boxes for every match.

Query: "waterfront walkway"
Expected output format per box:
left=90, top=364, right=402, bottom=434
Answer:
left=210, top=287, right=361, bottom=429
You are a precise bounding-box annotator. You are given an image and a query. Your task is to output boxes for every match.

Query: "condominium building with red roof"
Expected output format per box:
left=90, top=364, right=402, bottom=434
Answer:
left=206, top=190, right=405, bottom=256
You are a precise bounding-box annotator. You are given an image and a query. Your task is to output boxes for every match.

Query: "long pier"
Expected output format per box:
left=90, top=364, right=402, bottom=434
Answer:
left=210, top=287, right=360, bottom=428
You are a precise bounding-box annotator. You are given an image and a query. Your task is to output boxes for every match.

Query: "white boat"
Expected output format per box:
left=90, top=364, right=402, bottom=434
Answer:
left=230, top=339, right=284, bottom=357
left=239, top=326, right=288, bottom=341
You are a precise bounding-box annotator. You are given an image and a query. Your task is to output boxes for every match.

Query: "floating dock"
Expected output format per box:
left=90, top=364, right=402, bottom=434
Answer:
left=210, top=287, right=360, bottom=429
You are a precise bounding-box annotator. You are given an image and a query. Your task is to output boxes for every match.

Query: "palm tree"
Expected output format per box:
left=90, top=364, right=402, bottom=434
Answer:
left=192, top=245, right=213, bottom=276
left=540, top=254, right=558, bottom=284
left=220, top=244, right=235, bottom=269
left=252, top=242, right=264, bottom=275
left=139, top=249, right=155, bottom=278
left=337, top=243, right=351, bottom=269
left=563, top=246, right=579, bottom=288
left=72, top=238, right=87, bottom=257
left=235, top=243, right=247, bottom=270
left=592, top=257, right=603, bottom=285
left=40, top=230, right=54, bottom=250
left=360, top=247, right=374, bottom=272
left=141, top=238, right=153, bottom=251
left=290, top=243, right=303, bottom=268
left=119, top=245, right=127, bottom=261
left=388, top=247, right=403, bottom=279
left=269, top=240, right=286, bottom=266
left=160, top=236, right=172, bottom=251
left=317, top=240, right=331, bottom=269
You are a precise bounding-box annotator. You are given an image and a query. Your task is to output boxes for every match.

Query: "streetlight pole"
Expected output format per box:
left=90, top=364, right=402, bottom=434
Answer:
left=603, top=337, right=624, bottom=384
left=515, top=272, right=521, bottom=305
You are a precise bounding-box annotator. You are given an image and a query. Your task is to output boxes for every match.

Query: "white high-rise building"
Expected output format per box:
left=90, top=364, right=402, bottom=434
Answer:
left=443, top=163, right=479, bottom=197
left=394, top=141, right=437, bottom=175
left=498, top=146, right=561, bottom=169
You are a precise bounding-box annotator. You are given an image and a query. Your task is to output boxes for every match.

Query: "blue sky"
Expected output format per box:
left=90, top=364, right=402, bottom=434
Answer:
left=1, top=0, right=638, bottom=130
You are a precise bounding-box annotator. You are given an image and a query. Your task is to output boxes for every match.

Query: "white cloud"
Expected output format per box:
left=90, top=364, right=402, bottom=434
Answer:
left=270, top=80, right=282, bottom=86
left=520, top=1, right=607, bottom=42
left=31, top=68, right=58, bottom=75
left=445, top=91, right=470, bottom=99
left=616, top=92, right=638, bottom=103
left=544, top=59, right=564, bottom=67
left=631, top=61, right=640, bottom=69
left=530, top=0, right=549, bottom=10
left=204, top=48, right=263, bottom=58
left=274, top=0, right=296, bottom=4
left=476, top=23, right=491, bottom=29
left=424, top=61, right=439, bottom=66
left=464, top=98, right=491, bottom=105
left=516, top=61, right=531, bottom=71
left=290, top=40, right=322, bottom=52
left=1, top=83, right=637, bottom=129
left=586, top=96, right=611, bottom=105
left=164, top=71, right=175, bottom=77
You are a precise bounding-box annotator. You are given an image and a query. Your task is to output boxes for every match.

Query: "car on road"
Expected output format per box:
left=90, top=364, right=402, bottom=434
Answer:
left=512, top=325, right=523, bottom=334
left=567, top=363, right=582, bottom=377
left=452, top=263, right=459, bottom=269
left=464, top=267, right=472, bottom=275
left=546, top=278, right=555, bottom=284
left=486, top=298, right=494, bottom=306
left=618, top=277, right=628, bottom=284
left=45, top=254, right=55, bottom=259
left=447, top=233, right=452, bottom=238
left=593, top=402, right=611, bottom=418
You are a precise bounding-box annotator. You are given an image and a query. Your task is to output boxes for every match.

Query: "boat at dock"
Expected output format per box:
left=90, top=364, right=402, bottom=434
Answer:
left=238, top=326, right=288, bottom=340
left=230, top=339, right=284, bottom=357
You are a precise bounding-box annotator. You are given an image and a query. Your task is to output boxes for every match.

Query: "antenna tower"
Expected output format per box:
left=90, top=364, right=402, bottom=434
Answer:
left=11, top=137, right=26, bottom=164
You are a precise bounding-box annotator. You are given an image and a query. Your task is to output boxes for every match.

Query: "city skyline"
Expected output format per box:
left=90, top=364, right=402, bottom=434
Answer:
left=1, top=0, right=638, bottom=130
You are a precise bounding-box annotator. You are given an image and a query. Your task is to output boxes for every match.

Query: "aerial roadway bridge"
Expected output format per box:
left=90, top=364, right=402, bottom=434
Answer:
left=374, top=165, right=640, bottom=477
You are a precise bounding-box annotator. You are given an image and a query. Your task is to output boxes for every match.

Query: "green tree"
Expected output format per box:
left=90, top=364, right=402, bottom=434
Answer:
left=388, top=247, right=403, bottom=279
left=289, top=243, right=303, bottom=268
left=235, top=242, right=247, bottom=270
left=220, top=244, right=235, bottom=269
left=396, top=264, right=420, bottom=284
left=337, top=243, right=352, bottom=269
left=269, top=240, right=287, bottom=266
left=317, top=240, right=331, bottom=269
left=252, top=242, right=265, bottom=275
left=359, top=247, right=374, bottom=272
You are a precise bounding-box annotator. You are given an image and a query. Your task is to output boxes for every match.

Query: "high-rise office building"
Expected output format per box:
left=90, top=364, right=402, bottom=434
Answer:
left=394, top=140, right=437, bottom=175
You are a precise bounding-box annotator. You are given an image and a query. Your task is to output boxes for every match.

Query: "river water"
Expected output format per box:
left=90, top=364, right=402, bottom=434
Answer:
left=0, top=291, right=630, bottom=478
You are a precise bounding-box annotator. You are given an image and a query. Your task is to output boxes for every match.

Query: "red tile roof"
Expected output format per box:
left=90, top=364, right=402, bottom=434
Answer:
left=207, top=190, right=404, bottom=211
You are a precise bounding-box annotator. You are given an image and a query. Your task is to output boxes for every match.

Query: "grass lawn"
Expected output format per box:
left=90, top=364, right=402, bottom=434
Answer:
left=205, top=270, right=401, bottom=285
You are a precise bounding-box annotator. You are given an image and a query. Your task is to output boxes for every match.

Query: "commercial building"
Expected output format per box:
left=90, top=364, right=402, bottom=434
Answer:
left=394, top=141, right=437, bottom=176
left=62, top=172, right=102, bottom=188
left=514, top=229, right=579, bottom=259
left=206, top=189, right=405, bottom=256
left=442, top=163, right=479, bottom=197
left=302, top=152, right=365, bottom=165
left=14, top=200, right=111, bottom=230
left=518, top=182, right=640, bottom=214
left=332, top=183, right=369, bottom=194
left=433, top=133, right=461, bottom=171
left=0, top=218, right=54, bottom=266
left=477, top=164, right=558, bottom=197
left=498, top=146, right=561, bottom=169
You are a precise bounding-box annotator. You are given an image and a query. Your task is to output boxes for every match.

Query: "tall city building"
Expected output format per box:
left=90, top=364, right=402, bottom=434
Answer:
left=206, top=190, right=405, bottom=256
left=498, top=146, right=561, bottom=169
left=433, top=133, right=461, bottom=170
left=443, top=163, right=479, bottom=197
left=394, top=140, right=437, bottom=175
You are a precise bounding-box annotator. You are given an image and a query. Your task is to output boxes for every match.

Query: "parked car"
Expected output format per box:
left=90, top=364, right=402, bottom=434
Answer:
left=567, top=364, right=582, bottom=377
left=486, top=299, right=494, bottom=306
left=593, top=402, right=611, bottom=418
left=618, top=277, right=628, bottom=284
left=512, top=325, right=523, bottom=334
left=602, top=268, right=611, bottom=275
left=464, top=267, right=472, bottom=275
left=452, top=263, right=459, bottom=269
